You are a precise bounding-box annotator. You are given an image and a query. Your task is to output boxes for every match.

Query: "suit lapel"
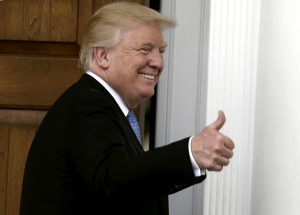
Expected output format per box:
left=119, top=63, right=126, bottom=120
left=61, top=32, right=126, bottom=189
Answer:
left=78, top=74, right=144, bottom=154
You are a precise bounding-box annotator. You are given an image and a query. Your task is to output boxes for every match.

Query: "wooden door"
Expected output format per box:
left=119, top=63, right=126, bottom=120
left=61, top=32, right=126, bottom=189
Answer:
left=0, top=0, right=144, bottom=215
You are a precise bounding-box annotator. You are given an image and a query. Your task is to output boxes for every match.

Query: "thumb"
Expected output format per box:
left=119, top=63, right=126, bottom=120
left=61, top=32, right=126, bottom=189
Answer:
left=208, top=110, right=226, bottom=130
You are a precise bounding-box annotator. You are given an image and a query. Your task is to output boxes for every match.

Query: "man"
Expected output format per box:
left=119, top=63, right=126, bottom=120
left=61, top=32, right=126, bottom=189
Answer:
left=20, top=2, right=234, bottom=215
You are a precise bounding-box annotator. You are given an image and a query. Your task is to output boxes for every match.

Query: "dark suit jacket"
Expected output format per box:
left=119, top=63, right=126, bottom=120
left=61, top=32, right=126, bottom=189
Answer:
left=20, top=74, right=206, bottom=215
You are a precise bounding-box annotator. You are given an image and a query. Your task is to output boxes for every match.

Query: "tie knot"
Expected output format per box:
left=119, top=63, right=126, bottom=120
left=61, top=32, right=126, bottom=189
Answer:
left=126, top=111, right=142, bottom=143
left=127, top=111, right=137, bottom=122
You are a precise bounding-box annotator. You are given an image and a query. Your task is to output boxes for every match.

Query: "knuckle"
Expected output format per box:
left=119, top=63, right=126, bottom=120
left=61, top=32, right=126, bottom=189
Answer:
left=215, top=133, right=223, bottom=141
left=215, top=165, right=223, bottom=171
left=223, top=159, right=230, bottom=166
left=229, top=139, right=235, bottom=149
left=211, top=154, right=218, bottom=163
left=213, top=143, right=223, bottom=153
left=206, top=159, right=216, bottom=170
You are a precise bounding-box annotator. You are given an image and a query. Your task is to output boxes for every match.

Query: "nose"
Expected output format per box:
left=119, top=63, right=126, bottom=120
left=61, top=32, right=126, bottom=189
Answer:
left=148, top=50, right=164, bottom=70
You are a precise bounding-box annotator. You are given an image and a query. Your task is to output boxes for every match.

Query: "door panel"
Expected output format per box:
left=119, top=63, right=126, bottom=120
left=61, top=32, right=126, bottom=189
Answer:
left=0, top=0, right=78, bottom=42
left=0, top=125, right=9, bottom=215
left=93, top=0, right=144, bottom=13
left=0, top=56, right=81, bottom=109
left=0, top=110, right=46, bottom=215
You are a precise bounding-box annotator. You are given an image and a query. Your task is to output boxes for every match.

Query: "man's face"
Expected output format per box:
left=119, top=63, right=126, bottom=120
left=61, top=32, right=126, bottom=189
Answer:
left=105, top=22, right=166, bottom=109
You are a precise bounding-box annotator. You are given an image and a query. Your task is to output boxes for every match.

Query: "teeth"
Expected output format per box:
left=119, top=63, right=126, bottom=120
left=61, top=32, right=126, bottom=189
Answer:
left=140, top=73, right=155, bottom=80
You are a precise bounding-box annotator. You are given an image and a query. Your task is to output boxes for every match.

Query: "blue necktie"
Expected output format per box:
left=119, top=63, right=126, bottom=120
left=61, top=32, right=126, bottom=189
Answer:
left=126, top=111, right=142, bottom=143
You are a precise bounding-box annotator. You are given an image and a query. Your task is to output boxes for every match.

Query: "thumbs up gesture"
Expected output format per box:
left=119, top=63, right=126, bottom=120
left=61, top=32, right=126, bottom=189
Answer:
left=191, top=111, right=235, bottom=171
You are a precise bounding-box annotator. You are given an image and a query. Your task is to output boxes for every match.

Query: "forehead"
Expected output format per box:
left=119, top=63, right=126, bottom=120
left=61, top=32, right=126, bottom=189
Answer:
left=119, top=22, right=166, bottom=47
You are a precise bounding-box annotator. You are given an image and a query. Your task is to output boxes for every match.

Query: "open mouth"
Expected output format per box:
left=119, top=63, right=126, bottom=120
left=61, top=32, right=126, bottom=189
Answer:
left=139, top=73, right=155, bottom=80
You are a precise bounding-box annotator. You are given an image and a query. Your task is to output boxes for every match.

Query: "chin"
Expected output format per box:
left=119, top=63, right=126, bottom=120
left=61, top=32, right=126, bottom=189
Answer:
left=141, top=90, right=155, bottom=99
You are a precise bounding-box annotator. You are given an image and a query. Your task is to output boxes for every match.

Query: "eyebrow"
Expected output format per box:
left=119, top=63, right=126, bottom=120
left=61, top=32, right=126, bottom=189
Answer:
left=140, top=42, right=168, bottom=49
left=161, top=42, right=168, bottom=48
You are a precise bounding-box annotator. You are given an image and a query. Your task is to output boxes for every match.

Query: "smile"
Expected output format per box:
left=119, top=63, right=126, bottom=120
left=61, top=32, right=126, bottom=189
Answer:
left=139, top=73, right=155, bottom=80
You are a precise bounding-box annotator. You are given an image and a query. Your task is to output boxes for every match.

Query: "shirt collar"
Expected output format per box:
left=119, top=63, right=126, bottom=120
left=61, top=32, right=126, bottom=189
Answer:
left=86, top=70, right=129, bottom=116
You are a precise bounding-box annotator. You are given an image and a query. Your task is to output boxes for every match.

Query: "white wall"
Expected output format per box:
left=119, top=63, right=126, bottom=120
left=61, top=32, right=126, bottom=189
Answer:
left=252, top=0, right=300, bottom=214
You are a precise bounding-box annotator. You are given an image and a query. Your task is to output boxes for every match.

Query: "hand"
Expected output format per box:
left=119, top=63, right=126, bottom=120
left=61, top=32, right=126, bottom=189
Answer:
left=191, top=111, right=235, bottom=171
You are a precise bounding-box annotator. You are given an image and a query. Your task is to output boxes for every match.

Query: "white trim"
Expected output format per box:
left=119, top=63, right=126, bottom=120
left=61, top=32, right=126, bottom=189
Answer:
left=157, top=0, right=210, bottom=214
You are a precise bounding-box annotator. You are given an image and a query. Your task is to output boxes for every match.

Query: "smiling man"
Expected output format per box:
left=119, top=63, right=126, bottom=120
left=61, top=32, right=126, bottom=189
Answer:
left=20, top=2, right=234, bottom=215
left=92, top=22, right=166, bottom=109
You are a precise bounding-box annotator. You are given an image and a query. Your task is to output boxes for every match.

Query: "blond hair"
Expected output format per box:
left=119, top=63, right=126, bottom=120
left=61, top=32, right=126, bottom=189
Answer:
left=78, top=1, right=176, bottom=71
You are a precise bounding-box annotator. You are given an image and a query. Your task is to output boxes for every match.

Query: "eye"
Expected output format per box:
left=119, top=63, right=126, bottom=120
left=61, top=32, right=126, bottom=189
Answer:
left=159, top=48, right=165, bottom=54
left=138, top=47, right=151, bottom=55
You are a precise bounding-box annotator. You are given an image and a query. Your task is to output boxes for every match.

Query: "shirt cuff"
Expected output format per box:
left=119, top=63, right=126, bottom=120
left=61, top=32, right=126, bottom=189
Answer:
left=188, top=136, right=206, bottom=177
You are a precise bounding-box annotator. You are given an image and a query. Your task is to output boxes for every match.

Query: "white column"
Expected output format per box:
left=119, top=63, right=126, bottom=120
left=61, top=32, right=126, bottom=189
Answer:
left=203, top=1, right=260, bottom=215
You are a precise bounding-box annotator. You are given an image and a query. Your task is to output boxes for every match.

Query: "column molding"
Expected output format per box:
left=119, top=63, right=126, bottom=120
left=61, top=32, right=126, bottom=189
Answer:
left=203, top=1, right=261, bottom=215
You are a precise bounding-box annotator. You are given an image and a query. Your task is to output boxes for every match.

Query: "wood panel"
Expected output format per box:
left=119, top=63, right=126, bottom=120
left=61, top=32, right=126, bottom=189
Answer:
left=22, top=0, right=50, bottom=41
left=0, top=0, right=25, bottom=41
left=77, top=0, right=93, bottom=44
left=0, top=0, right=78, bottom=42
left=50, top=0, right=78, bottom=42
left=0, top=125, right=9, bottom=215
left=0, top=56, right=82, bottom=109
left=0, top=40, right=79, bottom=57
left=92, top=0, right=145, bottom=13
left=6, top=127, right=36, bottom=215
left=0, top=110, right=46, bottom=215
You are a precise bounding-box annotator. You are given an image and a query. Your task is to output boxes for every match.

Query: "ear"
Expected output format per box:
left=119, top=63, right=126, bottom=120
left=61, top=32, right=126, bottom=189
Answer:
left=93, top=47, right=109, bottom=69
